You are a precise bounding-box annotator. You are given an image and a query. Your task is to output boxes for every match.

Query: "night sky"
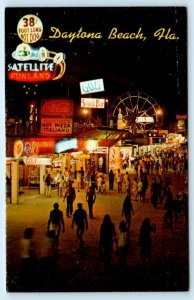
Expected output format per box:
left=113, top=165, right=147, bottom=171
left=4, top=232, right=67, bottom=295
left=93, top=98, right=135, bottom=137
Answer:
left=5, top=7, right=187, bottom=124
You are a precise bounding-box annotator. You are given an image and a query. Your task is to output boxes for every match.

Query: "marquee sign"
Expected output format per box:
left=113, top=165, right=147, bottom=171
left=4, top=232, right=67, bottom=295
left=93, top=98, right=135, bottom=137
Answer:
left=41, top=99, right=73, bottom=116
left=80, top=78, right=104, bottom=95
left=13, top=138, right=56, bottom=157
left=17, top=14, right=43, bottom=44
left=135, top=116, right=154, bottom=123
left=23, top=157, right=51, bottom=165
left=7, top=15, right=66, bottom=82
left=81, top=98, right=105, bottom=108
left=55, top=138, right=78, bottom=153
left=41, top=118, right=73, bottom=135
left=40, top=98, right=73, bottom=136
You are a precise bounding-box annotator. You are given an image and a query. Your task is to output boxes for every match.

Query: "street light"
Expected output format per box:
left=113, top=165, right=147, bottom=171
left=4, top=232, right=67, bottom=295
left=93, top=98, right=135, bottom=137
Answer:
left=81, top=108, right=91, bottom=126
left=156, top=107, right=163, bottom=127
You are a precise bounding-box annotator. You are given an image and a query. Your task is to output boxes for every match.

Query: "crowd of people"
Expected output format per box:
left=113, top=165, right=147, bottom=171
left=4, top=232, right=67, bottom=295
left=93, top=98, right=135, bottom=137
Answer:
left=18, top=145, right=188, bottom=291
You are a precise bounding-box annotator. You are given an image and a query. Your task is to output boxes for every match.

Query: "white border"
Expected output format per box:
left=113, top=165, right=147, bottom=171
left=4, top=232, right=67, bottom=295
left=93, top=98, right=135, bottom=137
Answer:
left=1, top=1, right=193, bottom=300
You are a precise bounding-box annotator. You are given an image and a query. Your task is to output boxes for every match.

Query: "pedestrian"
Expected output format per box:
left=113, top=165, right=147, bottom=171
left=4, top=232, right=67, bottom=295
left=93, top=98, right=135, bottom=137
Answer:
left=39, top=230, right=57, bottom=290
left=45, top=173, right=52, bottom=197
left=136, top=177, right=143, bottom=202
left=117, top=169, right=123, bottom=193
left=150, top=177, right=159, bottom=208
left=132, top=177, right=138, bottom=200
left=63, top=167, right=70, bottom=188
left=123, top=171, right=130, bottom=191
left=86, top=186, right=96, bottom=218
left=139, top=217, right=156, bottom=266
left=156, top=175, right=163, bottom=203
left=43, top=170, right=48, bottom=194
left=163, top=186, right=174, bottom=231
left=72, top=203, right=88, bottom=250
left=97, top=174, right=103, bottom=194
left=20, top=227, right=36, bottom=291
left=47, top=203, right=65, bottom=252
left=63, top=181, right=76, bottom=217
left=80, top=166, right=85, bottom=189
left=90, top=171, right=96, bottom=191
left=99, top=214, right=116, bottom=270
left=108, top=169, right=115, bottom=190
left=57, top=171, right=64, bottom=197
left=117, top=220, right=129, bottom=269
left=121, top=188, right=134, bottom=239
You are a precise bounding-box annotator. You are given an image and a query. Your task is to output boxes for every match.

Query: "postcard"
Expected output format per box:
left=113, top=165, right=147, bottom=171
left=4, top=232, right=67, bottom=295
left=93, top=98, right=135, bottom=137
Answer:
left=5, top=7, right=188, bottom=292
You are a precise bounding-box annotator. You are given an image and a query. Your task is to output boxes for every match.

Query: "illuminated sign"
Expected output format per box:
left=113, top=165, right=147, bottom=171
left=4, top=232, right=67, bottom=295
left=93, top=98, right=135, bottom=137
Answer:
left=90, top=147, right=108, bottom=154
left=176, top=114, right=187, bottom=120
left=23, top=157, right=51, bottom=165
left=8, top=43, right=66, bottom=82
left=41, top=99, right=73, bottom=136
left=55, top=138, right=78, bottom=153
left=81, top=98, right=105, bottom=108
left=17, top=14, right=43, bottom=44
left=80, top=78, right=104, bottom=95
left=41, top=99, right=73, bottom=116
left=13, top=140, right=24, bottom=157
left=41, top=118, right=73, bottom=135
left=13, top=138, right=56, bottom=157
left=86, top=140, right=98, bottom=151
left=136, top=116, right=154, bottom=123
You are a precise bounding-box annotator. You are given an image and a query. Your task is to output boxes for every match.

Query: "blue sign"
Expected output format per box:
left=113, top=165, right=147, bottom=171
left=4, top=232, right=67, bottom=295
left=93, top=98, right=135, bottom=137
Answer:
left=55, top=138, right=78, bottom=153
left=80, top=78, right=104, bottom=95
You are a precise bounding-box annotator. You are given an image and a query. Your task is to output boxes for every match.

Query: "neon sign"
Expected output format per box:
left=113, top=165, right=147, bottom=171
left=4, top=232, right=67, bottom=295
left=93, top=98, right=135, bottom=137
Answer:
left=7, top=13, right=66, bottom=82
left=55, top=138, right=78, bottom=153
left=135, top=116, right=154, bottom=123
left=8, top=43, right=66, bottom=82
left=80, top=79, right=104, bottom=95
left=81, top=98, right=105, bottom=108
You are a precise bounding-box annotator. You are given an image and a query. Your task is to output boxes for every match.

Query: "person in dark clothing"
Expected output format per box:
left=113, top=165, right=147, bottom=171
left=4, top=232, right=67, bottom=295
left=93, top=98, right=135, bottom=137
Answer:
left=108, top=169, right=115, bottom=190
left=121, top=188, right=134, bottom=232
left=20, top=227, right=36, bottom=291
left=139, top=217, right=156, bottom=265
left=80, top=166, right=85, bottom=189
left=86, top=186, right=96, bottom=218
left=151, top=177, right=159, bottom=208
left=117, top=220, right=129, bottom=269
left=47, top=203, right=65, bottom=251
left=142, top=176, right=149, bottom=201
left=39, top=230, right=57, bottom=290
left=99, top=214, right=116, bottom=269
left=90, top=171, right=96, bottom=190
left=163, top=186, right=174, bottom=231
left=63, top=181, right=76, bottom=217
left=72, top=203, right=88, bottom=249
left=45, top=173, right=52, bottom=197
left=156, top=175, right=163, bottom=203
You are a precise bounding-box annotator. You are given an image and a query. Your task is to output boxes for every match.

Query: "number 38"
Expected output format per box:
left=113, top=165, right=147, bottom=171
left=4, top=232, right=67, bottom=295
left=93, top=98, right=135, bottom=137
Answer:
left=23, top=17, right=35, bottom=27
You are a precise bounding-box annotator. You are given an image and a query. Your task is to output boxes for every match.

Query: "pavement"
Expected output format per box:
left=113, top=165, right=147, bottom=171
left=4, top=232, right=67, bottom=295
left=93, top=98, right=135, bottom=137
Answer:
left=6, top=172, right=189, bottom=292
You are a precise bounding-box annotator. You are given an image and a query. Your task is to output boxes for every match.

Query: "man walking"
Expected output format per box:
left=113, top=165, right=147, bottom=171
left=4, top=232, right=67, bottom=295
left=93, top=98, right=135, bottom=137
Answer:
left=86, top=186, right=96, bottom=218
left=63, top=181, right=76, bottom=217
left=72, top=203, right=88, bottom=250
left=47, top=203, right=65, bottom=252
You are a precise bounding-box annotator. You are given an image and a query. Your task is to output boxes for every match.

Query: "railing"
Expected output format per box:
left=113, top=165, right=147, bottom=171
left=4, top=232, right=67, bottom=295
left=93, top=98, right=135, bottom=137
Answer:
left=6, top=120, right=39, bottom=136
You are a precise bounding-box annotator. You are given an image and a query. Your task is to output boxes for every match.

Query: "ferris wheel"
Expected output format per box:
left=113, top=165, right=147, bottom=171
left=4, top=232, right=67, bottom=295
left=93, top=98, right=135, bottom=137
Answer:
left=111, top=91, right=161, bottom=135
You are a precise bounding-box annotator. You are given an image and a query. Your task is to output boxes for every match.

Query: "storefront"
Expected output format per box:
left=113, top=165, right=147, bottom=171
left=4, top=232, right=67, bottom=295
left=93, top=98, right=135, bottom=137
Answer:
left=74, top=128, right=132, bottom=173
left=6, top=137, right=61, bottom=203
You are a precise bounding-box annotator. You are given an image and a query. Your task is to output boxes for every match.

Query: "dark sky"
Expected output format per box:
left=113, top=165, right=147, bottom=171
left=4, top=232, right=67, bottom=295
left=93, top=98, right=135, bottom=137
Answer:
left=5, top=7, right=187, bottom=123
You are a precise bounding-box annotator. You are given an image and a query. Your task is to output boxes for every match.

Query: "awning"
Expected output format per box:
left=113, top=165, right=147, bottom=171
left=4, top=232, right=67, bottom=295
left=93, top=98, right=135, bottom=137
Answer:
left=76, top=128, right=129, bottom=148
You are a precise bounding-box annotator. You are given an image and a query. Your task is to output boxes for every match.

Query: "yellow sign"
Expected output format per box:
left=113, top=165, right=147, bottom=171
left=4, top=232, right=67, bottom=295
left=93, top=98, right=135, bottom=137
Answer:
left=17, top=15, right=43, bottom=43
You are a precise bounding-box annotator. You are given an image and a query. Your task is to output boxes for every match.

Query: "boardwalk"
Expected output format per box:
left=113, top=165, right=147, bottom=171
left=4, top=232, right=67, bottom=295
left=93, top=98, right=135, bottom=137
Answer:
left=6, top=173, right=189, bottom=292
